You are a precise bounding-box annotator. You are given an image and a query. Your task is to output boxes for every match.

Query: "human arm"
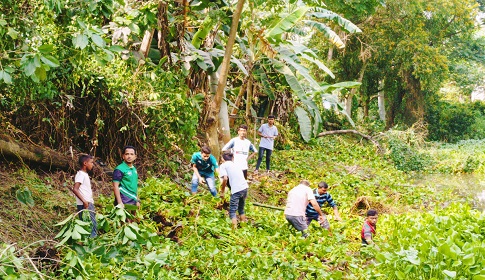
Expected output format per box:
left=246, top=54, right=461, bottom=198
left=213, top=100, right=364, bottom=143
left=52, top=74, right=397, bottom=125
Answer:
left=112, top=181, right=124, bottom=208
left=363, top=223, right=374, bottom=244
left=71, top=182, right=89, bottom=209
left=220, top=176, right=228, bottom=197
left=247, top=143, right=258, bottom=160
left=332, top=206, right=342, bottom=221
left=192, top=164, right=206, bottom=184
left=221, top=139, right=234, bottom=152
left=309, top=199, right=325, bottom=219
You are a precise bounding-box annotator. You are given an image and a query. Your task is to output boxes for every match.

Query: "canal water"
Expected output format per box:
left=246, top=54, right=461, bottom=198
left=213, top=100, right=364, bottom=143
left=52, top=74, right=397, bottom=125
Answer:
left=412, top=173, right=485, bottom=211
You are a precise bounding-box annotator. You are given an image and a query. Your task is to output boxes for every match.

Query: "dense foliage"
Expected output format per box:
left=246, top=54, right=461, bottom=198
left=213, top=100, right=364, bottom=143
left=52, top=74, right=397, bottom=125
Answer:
left=3, top=139, right=485, bottom=279
left=426, top=100, right=485, bottom=143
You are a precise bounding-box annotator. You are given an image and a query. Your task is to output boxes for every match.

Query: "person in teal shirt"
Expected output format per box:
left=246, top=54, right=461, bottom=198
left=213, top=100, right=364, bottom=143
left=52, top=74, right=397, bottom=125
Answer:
left=112, top=145, right=140, bottom=208
left=191, top=145, right=219, bottom=197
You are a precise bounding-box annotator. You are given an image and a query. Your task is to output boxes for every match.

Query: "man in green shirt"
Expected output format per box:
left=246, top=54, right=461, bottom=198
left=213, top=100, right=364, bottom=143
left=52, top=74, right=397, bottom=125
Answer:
left=112, top=145, right=140, bottom=208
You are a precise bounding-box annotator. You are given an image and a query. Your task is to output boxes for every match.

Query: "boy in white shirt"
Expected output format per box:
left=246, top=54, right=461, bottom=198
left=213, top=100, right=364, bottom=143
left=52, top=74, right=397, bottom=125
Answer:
left=219, top=152, right=249, bottom=229
left=71, top=154, right=97, bottom=237
left=222, top=124, right=257, bottom=179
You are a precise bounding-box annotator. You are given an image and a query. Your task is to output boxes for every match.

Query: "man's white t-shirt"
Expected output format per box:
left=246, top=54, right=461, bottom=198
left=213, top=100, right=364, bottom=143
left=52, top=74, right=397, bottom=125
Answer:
left=219, top=161, right=249, bottom=194
left=74, top=170, right=94, bottom=205
left=284, top=184, right=315, bottom=216
left=221, top=137, right=256, bottom=171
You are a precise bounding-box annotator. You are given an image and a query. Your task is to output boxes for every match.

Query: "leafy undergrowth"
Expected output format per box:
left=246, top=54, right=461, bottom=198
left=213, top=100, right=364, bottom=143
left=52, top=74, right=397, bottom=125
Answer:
left=1, top=138, right=484, bottom=279
left=0, top=164, right=73, bottom=246
left=421, top=139, right=485, bottom=174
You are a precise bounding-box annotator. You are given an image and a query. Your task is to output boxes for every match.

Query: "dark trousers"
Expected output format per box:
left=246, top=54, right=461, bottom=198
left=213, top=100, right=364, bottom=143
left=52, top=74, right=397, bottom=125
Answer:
left=256, top=147, right=273, bottom=171
left=77, top=203, right=97, bottom=237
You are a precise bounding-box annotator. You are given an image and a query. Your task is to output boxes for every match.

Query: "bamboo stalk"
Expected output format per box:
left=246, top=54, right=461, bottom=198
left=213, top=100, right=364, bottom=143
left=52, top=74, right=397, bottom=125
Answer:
left=252, top=202, right=284, bottom=211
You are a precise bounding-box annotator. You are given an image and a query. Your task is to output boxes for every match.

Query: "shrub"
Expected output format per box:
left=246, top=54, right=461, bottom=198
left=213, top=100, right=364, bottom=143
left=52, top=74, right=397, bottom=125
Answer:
left=426, top=100, right=478, bottom=143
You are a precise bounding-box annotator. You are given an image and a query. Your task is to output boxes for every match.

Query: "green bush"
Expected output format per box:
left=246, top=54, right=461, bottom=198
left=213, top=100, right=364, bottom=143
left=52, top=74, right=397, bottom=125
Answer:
left=387, top=138, right=431, bottom=172
left=426, top=100, right=479, bottom=143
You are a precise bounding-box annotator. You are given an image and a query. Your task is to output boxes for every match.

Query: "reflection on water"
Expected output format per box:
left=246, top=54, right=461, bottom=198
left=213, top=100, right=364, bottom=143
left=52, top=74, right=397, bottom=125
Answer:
left=412, top=173, right=485, bottom=211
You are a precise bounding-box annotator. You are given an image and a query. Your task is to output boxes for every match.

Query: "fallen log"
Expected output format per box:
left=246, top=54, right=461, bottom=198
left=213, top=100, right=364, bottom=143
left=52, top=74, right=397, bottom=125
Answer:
left=0, top=134, right=73, bottom=170
left=252, top=202, right=284, bottom=211
left=316, top=129, right=382, bottom=152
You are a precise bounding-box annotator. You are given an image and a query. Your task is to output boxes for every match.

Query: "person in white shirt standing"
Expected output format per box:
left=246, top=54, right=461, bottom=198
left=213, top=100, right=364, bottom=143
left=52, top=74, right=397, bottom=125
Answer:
left=221, top=124, right=257, bottom=179
left=71, top=154, right=97, bottom=237
left=219, top=152, right=249, bottom=229
left=284, top=180, right=325, bottom=238
left=255, top=115, right=278, bottom=173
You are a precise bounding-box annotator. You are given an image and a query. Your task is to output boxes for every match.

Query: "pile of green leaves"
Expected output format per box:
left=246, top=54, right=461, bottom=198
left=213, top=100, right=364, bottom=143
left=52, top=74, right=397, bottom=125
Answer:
left=376, top=203, right=485, bottom=280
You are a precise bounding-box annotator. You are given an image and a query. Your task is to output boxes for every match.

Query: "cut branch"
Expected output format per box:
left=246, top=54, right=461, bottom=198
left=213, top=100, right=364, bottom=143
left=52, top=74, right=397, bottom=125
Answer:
left=317, top=130, right=382, bottom=152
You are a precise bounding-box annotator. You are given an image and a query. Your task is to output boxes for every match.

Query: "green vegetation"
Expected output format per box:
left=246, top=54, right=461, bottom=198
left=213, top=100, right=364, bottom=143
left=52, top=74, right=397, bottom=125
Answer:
left=2, top=139, right=485, bottom=279
left=2, top=0, right=485, bottom=278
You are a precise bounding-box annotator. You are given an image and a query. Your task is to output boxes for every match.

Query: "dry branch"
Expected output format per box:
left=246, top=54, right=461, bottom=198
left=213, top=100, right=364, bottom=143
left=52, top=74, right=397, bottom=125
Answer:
left=317, top=130, right=382, bottom=152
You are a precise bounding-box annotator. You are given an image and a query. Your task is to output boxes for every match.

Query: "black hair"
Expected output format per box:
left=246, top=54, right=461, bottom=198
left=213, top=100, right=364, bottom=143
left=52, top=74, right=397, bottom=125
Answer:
left=201, top=145, right=211, bottom=154
left=222, top=152, right=233, bottom=161
left=268, top=115, right=275, bottom=119
left=238, top=124, right=248, bottom=131
left=367, top=209, right=378, bottom=217
left=317, top=181, right=329, bottom=189
left=123, top=145, right=136, bottom=155
left=78, top=154, right=93, bottom=168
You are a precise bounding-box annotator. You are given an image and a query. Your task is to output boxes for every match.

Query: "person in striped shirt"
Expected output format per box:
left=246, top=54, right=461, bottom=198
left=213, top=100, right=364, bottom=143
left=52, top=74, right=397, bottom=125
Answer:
left=305, top=181, right=342, bottom=231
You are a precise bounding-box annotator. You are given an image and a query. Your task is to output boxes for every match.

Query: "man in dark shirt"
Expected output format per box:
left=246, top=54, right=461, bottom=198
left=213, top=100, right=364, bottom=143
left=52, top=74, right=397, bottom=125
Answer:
left=305, top=181, right=342, bottom=230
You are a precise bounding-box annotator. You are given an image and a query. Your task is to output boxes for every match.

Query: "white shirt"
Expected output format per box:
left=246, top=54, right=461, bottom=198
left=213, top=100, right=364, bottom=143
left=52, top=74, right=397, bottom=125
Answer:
left=284, top=184, right=315, bottom=216
left=219, top=161, right=249, bottom=194
left=221, top=137, right=256, bottom=170
left=74, top=170, right=94, bottom=205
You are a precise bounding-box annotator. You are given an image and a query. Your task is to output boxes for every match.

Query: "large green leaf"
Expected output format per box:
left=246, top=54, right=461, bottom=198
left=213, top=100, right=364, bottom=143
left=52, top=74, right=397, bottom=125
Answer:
left=279, top=53, right=320, bottom=89
left=73, top=34, right=89, bottom=49
left=91, top=34, right=105, bottom=48
left=255, top=70, right=275, bottom=99
left=38, top=44, right=54, bottom=54
left=40, top=55, right=60, bottom=68
left=272, top=60, right=306, bottom=98
left=192, top=17, right=217, bottom=49
left=266, top=7, right=309, bottom=41
left=304, top=20, right=344, bottom=49
left=321, top=81, right=361, bottom=92
left=285, top=41, right=335, bottom=78
left=300, top=52, right=335, bottom=78
left=294, top=106, right=312, bottom=142
left=16, top=188, right=34, bottom=206
left=0, top=70, right=12, bottom=84
left=309, top=9, right=362, bottom=33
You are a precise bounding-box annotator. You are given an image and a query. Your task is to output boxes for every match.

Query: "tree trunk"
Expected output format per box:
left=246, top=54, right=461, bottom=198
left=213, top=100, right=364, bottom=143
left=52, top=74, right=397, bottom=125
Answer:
left=139, top=29, right=155, bottom=58
left=0, top=135, right=73, bottom=170
left=205, top=0, right=246, bottom=157
left=210, top=72, right=231, bottom=144
left=378, top=80, right=386, bottom=122
left=327, top=46, right=334, bottom=61
left=344, top=95, right=353, bottom=117
left=245, top=75, right=253, bottom=121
